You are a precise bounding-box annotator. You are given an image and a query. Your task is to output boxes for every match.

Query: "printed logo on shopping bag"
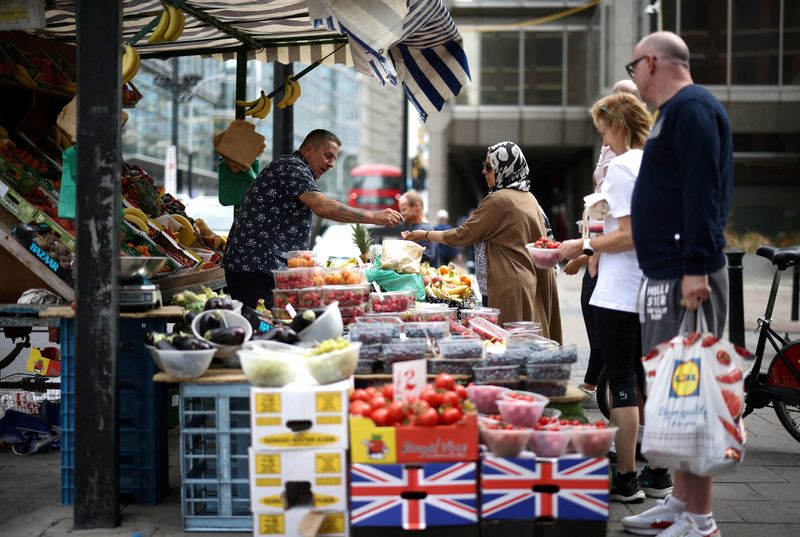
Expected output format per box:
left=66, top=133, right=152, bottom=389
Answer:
left=670, top=358, right=700, bottom=397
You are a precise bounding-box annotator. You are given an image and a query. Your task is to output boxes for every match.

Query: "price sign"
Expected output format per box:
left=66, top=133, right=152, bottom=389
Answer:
left=392, top=359, right=426, bottom=402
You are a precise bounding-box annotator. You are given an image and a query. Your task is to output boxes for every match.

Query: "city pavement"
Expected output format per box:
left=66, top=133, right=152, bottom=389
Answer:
left=0, top=254, right=798, bottom=536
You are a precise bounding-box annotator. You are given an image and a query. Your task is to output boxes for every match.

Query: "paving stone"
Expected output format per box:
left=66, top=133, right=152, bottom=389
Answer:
left=726, top=500, right=800, bottom=523
left=712, top=482, right=766, bottom=501
left=766, top=465, right=800, bottom=482
left=748, top=482, right=800, bottom=501
left=714, top=465, right=787, bottom=483
left=720, top=524, right=800, bottom=537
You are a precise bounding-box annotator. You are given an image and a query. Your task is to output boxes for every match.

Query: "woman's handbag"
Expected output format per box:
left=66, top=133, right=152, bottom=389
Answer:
left=640, top=310, right=753, bottom=476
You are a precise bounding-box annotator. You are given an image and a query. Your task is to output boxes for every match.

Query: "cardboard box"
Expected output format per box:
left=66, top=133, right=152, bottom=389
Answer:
left=349, top=413, right=478, bottom=464
left=0, top=178, right=37, bottom=223
left=250, top=380, right=349, bottom=450
left=352, top=526, right=479, bottom=537
left=480, top=518, right=606, bottom=537
left=253, top=509, right=348, bottom=537
left=350, top=461, right=478, bottom=529
left=249, top=448, right=347, bottom=512
left=32, top=212, right=75, bottom=251
left=480, top=454, right=609, bottom=521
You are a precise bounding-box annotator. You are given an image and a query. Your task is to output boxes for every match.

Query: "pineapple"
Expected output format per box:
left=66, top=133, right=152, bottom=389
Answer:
left=351, top=223, right=373, bottom=264
left=132, top=180, right=164, bottom=217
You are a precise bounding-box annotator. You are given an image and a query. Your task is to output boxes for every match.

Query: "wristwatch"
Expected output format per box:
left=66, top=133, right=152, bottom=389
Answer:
left=582, top=238, right=594, bottom=256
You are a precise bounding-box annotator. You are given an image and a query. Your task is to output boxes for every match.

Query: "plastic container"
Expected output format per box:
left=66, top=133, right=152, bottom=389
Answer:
left=148, top=347, right=215, bottom=380
left=437, top=336, right=483, bottom=360
left=469, top=316, right=510, bottom=343
left=525, top=244, right=560, bottom=269
left=272, top=289, right=297, bottom=309
left=296, top=287, right=323, bottom=308
left=526, top=363, right=571, bottom=381
left=466, top=384, right=510, bottom=414
left=322, top=266, right=365, bottom=285
left=403, top=306, right=458, bottom=322
left=460, top=307, right=500, bottom=327
left=322, top=284, right=369, bottom=307
left=190, top=310, right=253, bottom=360
left=356, top=313, right=405, bottom=324
left=339, top=304, right=367, bottom=325
left=480, top=425, right=532, bottom=458
left=271, top=307, right=291, bottom=321
left=527, top=344, right=578, bottom=365
left=473, top=364, right=519, bottom=384
left=485, top=347, right=527, bottom=366
left=286, top=250, right=318, bottom=268
left=349, top=322, right=398, bottom=344
left=570, top=425, right=618, bottom=457
left=576, top=220, right=604, bottom=236
left=503, top=321, right=543, bottom=337
left=297, top=302, right=343, bottom=342
left=497, top=390, right=549, bottom=427
left=236, top=341, right=300, bottom=387
left=272, top=267, right=323, bottom=289
left=403, top=321, right=450, bottom=339
left=358, top=343, right=383, bottom=360
left=355, top=358, right=383, bottom=375
left=528, top=428, right=572, bottom=458
left=305, top=341, right=361, bottom=384
left=370, top=290, right=415, bottom=313
left=427, top=358, right=480, bottom=376
left=382, top=338, right=426, bottom=363
left=524, top=380, right=568, bottom=397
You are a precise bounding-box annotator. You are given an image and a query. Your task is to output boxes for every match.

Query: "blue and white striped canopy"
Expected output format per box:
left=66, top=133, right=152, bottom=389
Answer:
left=307, top=0, right=471, bottom=121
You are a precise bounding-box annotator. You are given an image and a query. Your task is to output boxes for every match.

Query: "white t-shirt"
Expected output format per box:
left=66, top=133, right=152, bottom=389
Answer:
left=589, top=149, right=643, bottom=313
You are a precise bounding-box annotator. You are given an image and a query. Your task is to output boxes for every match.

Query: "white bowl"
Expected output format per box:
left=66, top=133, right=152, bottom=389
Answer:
left=305, top=341, right=361, bottom=384
left=145, top=344, right=164, bottom=370
left=147, top=346, right=215, bottom=379
left=238, top=341, right=301, bottom=387
left=525, top=244, right=560, bottom=269
left=191, top=309, right=253, bottom=361
left=297, top=301, right=343, bottom=343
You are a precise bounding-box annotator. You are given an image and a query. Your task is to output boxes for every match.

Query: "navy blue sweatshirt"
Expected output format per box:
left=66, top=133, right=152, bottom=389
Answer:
left=631, top=85, right=732, bottom=279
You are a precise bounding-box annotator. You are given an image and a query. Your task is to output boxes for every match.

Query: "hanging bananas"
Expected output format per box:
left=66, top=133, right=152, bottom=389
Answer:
left=148, top=2, right=185, bottom=44
left=121, top=43, right=140, bottom=83
left=276, top=76, right=301, bottom=109
left=240, top=91, right=272, bottom=120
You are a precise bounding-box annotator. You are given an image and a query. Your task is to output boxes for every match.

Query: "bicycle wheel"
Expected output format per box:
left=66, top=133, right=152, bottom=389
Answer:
left=774, top=401, right=800, bottom=443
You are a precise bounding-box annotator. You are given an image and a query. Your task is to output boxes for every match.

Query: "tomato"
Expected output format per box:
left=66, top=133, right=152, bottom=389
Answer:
left=434, top=373, right=456, bottom=391
left=439, top=406, right=463, bottom=425
left=371, top=407, right=391, bottom=426
left=365, top=386, right=379, bottom=396
left=387, top=401, right=406, bottom=423
left=350, top=400, right=372, bottom=417
left=417, top=407, right=439, bottom=427
left=351, top=388, right=369, bottom=402
left=381, top=383, right=394, bottom=401
left=420, top=388, right=443, bottom=408
left=409, top=399, right=431, bottom=416
left=442, top=390, right=461, bottom=408
left=454, top=384, right=468, bottom=400
left=368, top=395, right=386, bottom=410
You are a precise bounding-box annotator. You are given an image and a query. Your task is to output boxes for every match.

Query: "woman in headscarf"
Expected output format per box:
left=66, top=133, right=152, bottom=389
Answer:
left=402, top=141, right=562, bottom=341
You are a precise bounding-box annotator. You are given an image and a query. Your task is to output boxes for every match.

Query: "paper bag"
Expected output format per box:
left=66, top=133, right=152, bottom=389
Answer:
left=380, top=239, right=424, bottom=274
left=214, top=119, right=265, bottom=171
left=57, top=97, right=77, bottom=141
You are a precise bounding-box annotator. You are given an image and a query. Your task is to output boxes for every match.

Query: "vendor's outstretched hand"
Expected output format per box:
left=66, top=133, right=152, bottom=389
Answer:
left=401, top=229, right=425, bottom=242
left=373, top=208, right=403, bottom=227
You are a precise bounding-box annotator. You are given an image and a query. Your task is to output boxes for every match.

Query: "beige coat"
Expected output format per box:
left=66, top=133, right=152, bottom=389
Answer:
left=443, top=189, right=562, bottom=343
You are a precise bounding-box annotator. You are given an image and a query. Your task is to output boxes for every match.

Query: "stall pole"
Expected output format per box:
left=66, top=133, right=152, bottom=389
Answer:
left=74, top=0, right=122, bottom=528
left=273, top=62, right=294, bottom=159
left=171, top=57, right=181, bottom=192
left=235, top=47, right=247, bottom=120
left=726, top=249, right=745, bottom=347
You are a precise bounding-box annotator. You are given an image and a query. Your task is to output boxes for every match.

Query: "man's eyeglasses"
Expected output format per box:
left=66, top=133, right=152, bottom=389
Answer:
left=482, top=162, right=493, bottom=173
left=625, top=55, right=649, bottom=78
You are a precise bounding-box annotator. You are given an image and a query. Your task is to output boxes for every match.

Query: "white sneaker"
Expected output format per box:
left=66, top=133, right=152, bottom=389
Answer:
left=655, top=513, right=720, bottom=537
left=621, top=498, right=678, bottom=535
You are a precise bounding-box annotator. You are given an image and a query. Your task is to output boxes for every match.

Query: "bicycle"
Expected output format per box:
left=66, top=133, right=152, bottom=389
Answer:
left=742, top=245, right=800, bottom=442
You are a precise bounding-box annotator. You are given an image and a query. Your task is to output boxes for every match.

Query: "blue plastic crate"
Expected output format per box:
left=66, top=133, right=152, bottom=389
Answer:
left=60, top=318, right=169, bottom=506
left=180, top=382, right=252, bottom=532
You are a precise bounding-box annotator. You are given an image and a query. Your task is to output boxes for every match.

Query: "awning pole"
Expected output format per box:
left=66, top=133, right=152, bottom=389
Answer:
left=272, top=62, right=294, bottom=159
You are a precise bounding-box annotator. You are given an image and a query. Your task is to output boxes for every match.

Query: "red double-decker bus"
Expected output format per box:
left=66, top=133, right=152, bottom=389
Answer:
left=348, top=164, right=404, bottom=211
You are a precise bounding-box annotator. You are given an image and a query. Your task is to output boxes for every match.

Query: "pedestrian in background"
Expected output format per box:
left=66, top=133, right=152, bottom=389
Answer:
left=397, top=190, right=434, bottom=262
left=432, top=209, right=456, bottom=267
left=621, top=31, right=733, bottom=537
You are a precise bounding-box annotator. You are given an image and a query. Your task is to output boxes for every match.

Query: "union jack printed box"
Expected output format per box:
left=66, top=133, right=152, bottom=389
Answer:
left=480, top=454, right=609, bottom=521
left=350, top=461, right=478, bottom=530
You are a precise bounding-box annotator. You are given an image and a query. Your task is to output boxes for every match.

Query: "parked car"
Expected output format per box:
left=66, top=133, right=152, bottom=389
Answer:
left=312, top=224, right=363, bottom=261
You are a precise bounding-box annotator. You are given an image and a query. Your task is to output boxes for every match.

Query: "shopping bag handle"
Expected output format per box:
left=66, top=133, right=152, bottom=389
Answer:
left=678, top=303, right=710, bottom=336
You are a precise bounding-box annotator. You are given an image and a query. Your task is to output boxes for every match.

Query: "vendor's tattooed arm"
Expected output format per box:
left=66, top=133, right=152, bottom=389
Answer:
left=298, top=191, right=402, bottom=227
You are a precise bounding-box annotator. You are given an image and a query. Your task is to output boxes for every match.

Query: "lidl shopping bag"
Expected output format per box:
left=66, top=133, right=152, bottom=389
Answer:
left=640, top=314, right=753, bottom=476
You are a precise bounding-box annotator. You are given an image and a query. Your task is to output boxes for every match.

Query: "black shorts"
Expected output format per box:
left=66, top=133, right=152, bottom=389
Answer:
left=593, top=306, right=643, bottom=408
left=224, top=269, right=275, bottom=310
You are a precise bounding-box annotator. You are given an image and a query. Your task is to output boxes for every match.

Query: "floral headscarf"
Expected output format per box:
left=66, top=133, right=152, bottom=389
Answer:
left=486, top=141, right=530, bottom=192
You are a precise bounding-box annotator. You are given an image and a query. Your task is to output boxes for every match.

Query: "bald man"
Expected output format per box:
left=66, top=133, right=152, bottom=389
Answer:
left=622, top=32, right=732, bottom=537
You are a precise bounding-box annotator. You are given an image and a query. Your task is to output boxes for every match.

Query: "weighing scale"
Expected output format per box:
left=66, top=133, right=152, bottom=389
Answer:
left=119, top=257, right=167, bottom=311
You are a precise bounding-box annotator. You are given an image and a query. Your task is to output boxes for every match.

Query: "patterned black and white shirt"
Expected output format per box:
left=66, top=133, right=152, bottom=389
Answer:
left=222, top=151, right=321, bottom=273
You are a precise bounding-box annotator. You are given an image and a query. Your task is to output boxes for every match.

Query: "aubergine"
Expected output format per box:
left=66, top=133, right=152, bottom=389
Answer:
left=197, top=310, right=225, bottom=334
left=204, top=326, right=246, bottom=346
left=171, top=335, right=213, bottom=351
left=289, top=309, right=316, bottom=333
left=204, top=296, right=234, bottom=311
left=254, top=324, right=299, bottom=344
left=155, top=338, right=175, bottom=350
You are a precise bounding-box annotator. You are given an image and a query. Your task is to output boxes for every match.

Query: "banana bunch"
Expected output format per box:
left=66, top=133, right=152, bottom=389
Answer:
left=236, top=90, right=271, bottom=119
left=52, top=125, right=74, bottom=150
left=123, top=207, right=151, bottom=233
left=12, top=64, right=36, bottom=88
left=171, top=213, right=196, bottom=247
left=121, top=43, right=140, bottom=83
left=426, top=282, right=472, bottom=302
left=277, top=76, right=301, bottom=109
left=148, top=2, right=185, bottom=44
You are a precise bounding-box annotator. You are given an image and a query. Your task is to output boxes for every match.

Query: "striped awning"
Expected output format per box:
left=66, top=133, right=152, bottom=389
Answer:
left=34, top=1, right=469, bottom=119
left=307, top=0, right=471, bottom=121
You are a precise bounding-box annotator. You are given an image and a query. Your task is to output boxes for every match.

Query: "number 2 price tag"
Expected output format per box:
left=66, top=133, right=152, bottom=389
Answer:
left=392, top=359, right=426, bottom=402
